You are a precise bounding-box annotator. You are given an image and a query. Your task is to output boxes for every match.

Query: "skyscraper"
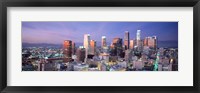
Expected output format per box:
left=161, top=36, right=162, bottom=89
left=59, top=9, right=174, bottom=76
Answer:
left=136, top=30, right=141, bottom=46
left=63, top=40, right=72, bottom=62
left=124, top=31, right=130, bottom=50
left=76, top=46, right=86, bottom=63
left=90, top=40, right=96, bottom=55
left=136, top=30, right=143, bottom=51
left=111, top=38, right=123, bottom=56
left=147, top=36, right=157, bottom=49
left=144, top=37, right=148, bottom=46
left=101, top=36, right=107, bottom=48
left=72, top=41, right=76, bottom=55
left=84, top=34, right=90, bottom=58
left=130, top=39, right=135, bottom=49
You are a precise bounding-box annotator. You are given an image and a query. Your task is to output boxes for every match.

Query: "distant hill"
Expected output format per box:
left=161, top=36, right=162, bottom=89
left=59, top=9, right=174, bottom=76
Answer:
left=22, top=40, right=178, bottom=48
left=22, top=43, right=62, bottom=48
left=22, top=42, right=83, bottom=48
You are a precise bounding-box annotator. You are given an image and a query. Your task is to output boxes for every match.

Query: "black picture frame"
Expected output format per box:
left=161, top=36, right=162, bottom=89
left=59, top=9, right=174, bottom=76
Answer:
left=0, top=0, right=200, bottom=93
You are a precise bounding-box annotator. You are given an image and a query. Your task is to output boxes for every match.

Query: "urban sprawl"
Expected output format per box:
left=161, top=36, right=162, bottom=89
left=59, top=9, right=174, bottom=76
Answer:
left=22, top=30, right=178, bottom=71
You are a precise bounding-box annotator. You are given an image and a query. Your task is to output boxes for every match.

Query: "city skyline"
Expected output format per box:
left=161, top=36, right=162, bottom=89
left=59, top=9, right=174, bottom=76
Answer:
left=22, top=22, right=178, bottom=45
left=22, top=22, right=178, bottom=71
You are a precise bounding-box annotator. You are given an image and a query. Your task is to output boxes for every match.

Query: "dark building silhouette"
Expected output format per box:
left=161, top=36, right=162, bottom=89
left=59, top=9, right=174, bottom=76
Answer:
left=110, top=38, right=123, bottom=57
left=124, top=31, right=130, bottom=50
left=72, top=41, right=76, bottom=55
left=76, top=46, right=86, bottom=63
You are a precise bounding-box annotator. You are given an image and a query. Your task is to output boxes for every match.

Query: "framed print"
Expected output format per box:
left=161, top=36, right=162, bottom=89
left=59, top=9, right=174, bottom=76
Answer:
left=0, top=0, right=200, bottom=93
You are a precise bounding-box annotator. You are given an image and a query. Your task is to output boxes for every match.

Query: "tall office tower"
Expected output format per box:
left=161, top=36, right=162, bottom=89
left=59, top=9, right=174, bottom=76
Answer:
left=72, top=41, right=76, bottom=55
left=147, top=36, right=157, bottom=49
left=124, top=31, right=130, bottom=50
left=144, top=37, right=148, bottom=46
left=101, top=36, right=107, bottom=48
left=130, top=39, right=135, bottom=49
left=111, top=38, right=123, bottom=56
left=63, top=40, right=72, bottom=62
left=136, top=30, right=141, bottom=46
left=83, top=34, right=91, bottom=58
left=76, top=46, right=86, bottom=63
left=90, top=40, right=96, bottom=55
left=152, top=36, right=157, bottom=49
left=153, top=36, right=157, bottom=48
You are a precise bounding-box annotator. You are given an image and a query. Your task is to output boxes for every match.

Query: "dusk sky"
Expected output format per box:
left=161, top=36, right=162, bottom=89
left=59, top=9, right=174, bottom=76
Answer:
left=22, top=22, right=178, bottom=46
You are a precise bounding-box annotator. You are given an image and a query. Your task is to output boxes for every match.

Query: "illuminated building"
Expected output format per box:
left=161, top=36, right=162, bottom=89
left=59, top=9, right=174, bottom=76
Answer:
left=90, top=40, right=96, bottom=55
left=136, top=30, right=141, bottom=46
left=110, top=38, right=123, bottom=56
left=76, top=46, right=85, bottom=63
left=63, top=40, right=72, bottom=62
left=124, top=31, right=130, bottom=50
left=154, top=52, right=159, bottom=71
left=136, top=30, right=143, bottom=51
left=102, top=46, right=109, bottom=54
left=144, top=37, right=148, bottom=46
left=84, top=34, right=91, bottom=59
left=72, top=41, right=75, bottom=55
left=101, top=36, right=107, bottom=48
left=147, top=36, right=157, bottom=49
left=130, top=39, right=135, bottom=49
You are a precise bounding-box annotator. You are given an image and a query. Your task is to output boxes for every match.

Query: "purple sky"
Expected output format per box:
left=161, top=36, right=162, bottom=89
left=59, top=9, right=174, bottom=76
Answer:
left=22, top=22, right=178, bottom=45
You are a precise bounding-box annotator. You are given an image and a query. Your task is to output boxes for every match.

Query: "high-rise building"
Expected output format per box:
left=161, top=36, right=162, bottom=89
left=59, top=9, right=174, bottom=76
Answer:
left=63, top=40, right=72, bottom=62
left=90, top=40, right=96, bottom=55
left=101, top=36, right=107, bottom=48
left=124, top=31, right=130, bottom=50
left=147, top=36, right=157, bottom=49
left=111, top=38, right=123, bottom=56
left=76, top=46, right=86, bottom=63
left=84, top=34, right=90, bottom=58
left=153, top=36, right=157, bottom=49
left=136, top=30, right=141, bottom=46
left=113, top=38, right=122, bottom=45
left=130, top=39, right=135, bottom=49
left=72, top=41, right=76, bottom=55
left=144, top=37, right=148, bottom=46
left=136, top=30, right=143, bottom=51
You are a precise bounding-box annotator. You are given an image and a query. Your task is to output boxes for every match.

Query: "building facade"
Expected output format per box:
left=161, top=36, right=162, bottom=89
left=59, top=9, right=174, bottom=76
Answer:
left=63, top=40, right=72, bottom=62
left=124, top=31, right=130, bottom=50
left=130, top=39, right=135, bottom=49
left=90, top=40, right=96, bottom=55
left=76, top=46, right=86, bottom=63
left=84, top=34, right=91, bottom=59
left=101, top=36, right=107, bottom=48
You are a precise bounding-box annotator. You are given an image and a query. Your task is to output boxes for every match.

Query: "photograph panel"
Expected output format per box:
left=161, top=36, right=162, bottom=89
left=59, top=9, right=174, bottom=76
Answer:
left=22, top=22, right=178, bottom=71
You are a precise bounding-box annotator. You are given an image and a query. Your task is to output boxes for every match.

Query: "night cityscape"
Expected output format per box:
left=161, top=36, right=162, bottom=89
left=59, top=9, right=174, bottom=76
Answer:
left=22, top=22, right=178, bottom=71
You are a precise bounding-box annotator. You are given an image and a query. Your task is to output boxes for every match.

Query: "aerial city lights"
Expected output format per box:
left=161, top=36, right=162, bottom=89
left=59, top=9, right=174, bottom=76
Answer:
left=22, top=29, right=178, bottom=71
